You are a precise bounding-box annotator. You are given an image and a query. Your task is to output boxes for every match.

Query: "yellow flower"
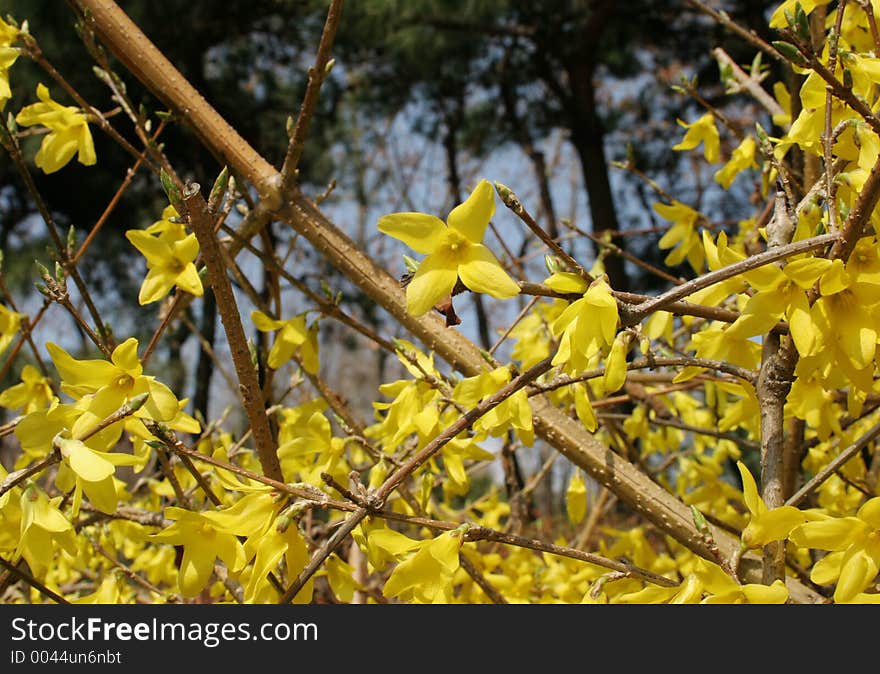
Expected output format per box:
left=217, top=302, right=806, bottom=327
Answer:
left=452, top=366, right=533, bottom=445
left=251, top=310, right=319, bottom=372
left=15, top=83, right=96, bottom=174
left=672, top=113, right=720, bottom=163
left=566, top=470, right=588, bottom=524
left=737, top=461, right=806, bottom=549
left=14, top=484, right=78, bottom=579
left=0, top=364, right=56, bottom=414
left=653, top=200, right=705, bottom=272
left=126, top=214, right=203, bottom=305
left=0, top=17, right=20, bottom=110
left=0, top=303, right=24, bottom=356
left=53, top=435, right=139, bottom=516
left=378, top=179, right=520, bottom=316
left=790, top=497, right=880, bottom=603
left=383, top=530, right=464, bottom=603
left=714, top=136, right=758, bottom=189
left=46, top=338, right=181, bottom=442
left=150, top=506, right=248, bottom=597
left=549, top=276, right=618, bottom=373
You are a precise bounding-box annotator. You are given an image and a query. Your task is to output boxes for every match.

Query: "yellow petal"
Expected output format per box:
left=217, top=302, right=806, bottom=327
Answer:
left=458, top=243, right=520, bottom=299
left=251, top=310, right=285, bottom=332
left=405, top=250, right=459, bottom=317
left=834, top=540, right=880, bottom=603
left=740, top=579, right=789, bottom=604
left=790, top=517, right=868, bottom=551
left=377, top=212, right=447, bottom=254
left=138, top=266, right=176, bottom=305
left=545, top=272, right=589, bottom=295
left=736, top=461, right=764, bottom=516
left=175, top=263, right=204, bottom=297
left=742, top=506, right=806, bottom=548
left=56, top=436, right=115, bottom=482
left=574, top=383, right=598, bottom=432
left=47, top=342, right=118, bottom=392
left=566, top=471, right=588, bottom=524
left=857, top=498, right=880, bottom=529
left=447, top=179, right=495, bottom=243
left=80, top=474, right=118, bottom=514
left=111, top=338, right=142, bottom=375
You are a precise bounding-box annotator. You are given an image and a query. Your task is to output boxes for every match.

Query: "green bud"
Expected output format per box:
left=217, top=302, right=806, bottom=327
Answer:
left=67, top=225, right=77, bottom=254
left=324, top=58, right=335, bottom=75
left=403, top=254, right=420, bottom=274
left=127, top=392, right=150, bottom=412
left=493, top=181, right=514, bottom=201
left=690, top=504, right=709, bottom=534
left=750, top=51, right=763, bottom=76
left=545, top=254, right=561, bottom=275
left=754, top=122, right=769, bottom=143
left=160, top=169, right=184, bottom=213
left=771, top=41, right=809, bottom=68
left=247, top=337, right=259, bottom=369
left=794, top=3, right=811, bottom=43
left=208, top=166, right=230, bottom=214
left=34, top=260, right=51, bottom=282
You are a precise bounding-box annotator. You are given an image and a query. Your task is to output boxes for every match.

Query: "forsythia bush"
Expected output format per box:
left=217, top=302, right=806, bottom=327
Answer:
left=1, top=1, right=879, bottom=605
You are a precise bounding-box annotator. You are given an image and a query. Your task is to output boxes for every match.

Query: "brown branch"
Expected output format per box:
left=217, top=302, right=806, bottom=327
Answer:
left=0, top=556, right=69, bottom=604
left=74, top=0, right=282, bottom=207
left=280, top=0, right=345, bottom=191
left=181, top=184, right=282, bottom=481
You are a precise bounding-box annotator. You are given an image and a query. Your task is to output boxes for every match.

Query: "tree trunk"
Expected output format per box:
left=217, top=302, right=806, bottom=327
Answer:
left=566, top=61, right=629, bottom=292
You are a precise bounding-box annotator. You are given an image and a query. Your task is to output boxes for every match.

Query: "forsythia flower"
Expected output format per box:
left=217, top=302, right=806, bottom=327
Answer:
left=737, top=461, right=806, bottom=549
left=0, top=364, right=56, bottom=414
left=383, top=530, right=464, bottom=603
left=0, top=17, right=20, bottom=110
left=714, top=136, right=758, bottom=189
left=546, top=273, right=618, bottom=373
left=126, top=207, right=203, bottom=305
left=790, top=497, right=880, bottom=603
left=251, top=310, right=319, bottom=372
left=46, top=337, right=181, bottom=441
left=566, top=471, right=588, bottom=524
left=672, top=113, right=720, bottom=163
left=15, top=83, right=96, bottom=174
left=654, top=200, right=705, bottom=272
left=0, top=303, right=24, bottom=356
left=378, top=179, right=520, bottom=316
left=14, top=484, right=77, bottom=579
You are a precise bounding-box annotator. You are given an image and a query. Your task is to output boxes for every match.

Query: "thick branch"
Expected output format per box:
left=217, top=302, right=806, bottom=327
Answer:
left=182, top=186, right=282, bottom=481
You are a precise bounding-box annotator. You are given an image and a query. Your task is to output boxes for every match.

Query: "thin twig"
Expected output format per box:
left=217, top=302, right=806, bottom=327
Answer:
left=281, top=0, right=345, bottom=190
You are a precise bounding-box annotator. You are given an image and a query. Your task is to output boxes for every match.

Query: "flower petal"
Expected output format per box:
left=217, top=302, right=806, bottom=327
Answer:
left=111, top=338, right=142, bottom=375
left=138, top=266, right=176, bottom=305
left=447, top=179, right=495, bottom=243
left=46, top=342, right=117, bottom=392
left=377, top=213, right=447, bottom=254
left=458, top=244, right=520, bottom=299
left=405, top=251, right=458, bottom=317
